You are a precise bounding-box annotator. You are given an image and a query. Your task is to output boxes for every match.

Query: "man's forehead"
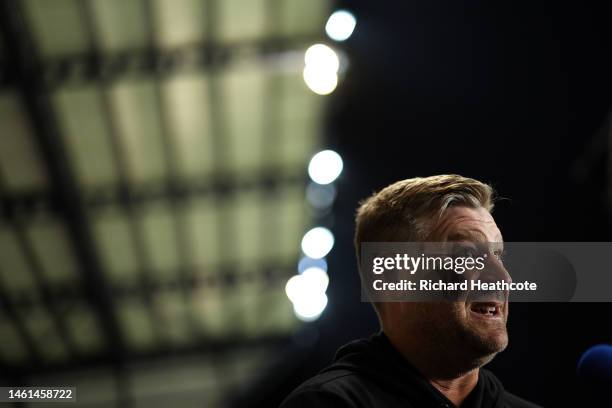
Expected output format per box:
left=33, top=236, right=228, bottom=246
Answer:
left=435, top=207, right=503, bottom=241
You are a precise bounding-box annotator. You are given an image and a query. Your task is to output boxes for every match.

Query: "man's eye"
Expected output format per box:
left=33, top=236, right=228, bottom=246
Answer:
left=493, top=250, right=505, bottom=262
left=455, top=245, right=478, bottom=257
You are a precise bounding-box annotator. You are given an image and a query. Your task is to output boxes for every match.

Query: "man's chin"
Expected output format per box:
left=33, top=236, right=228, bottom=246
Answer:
left=464, top=311, right=508, bottom=353
left=467, top=329, right=508, bottom=357
left=456, top=318, right=508, bottom=357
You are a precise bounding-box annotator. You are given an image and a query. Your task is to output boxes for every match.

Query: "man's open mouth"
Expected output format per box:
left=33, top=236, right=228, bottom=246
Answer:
left=469, top=302, right=502, bottom=318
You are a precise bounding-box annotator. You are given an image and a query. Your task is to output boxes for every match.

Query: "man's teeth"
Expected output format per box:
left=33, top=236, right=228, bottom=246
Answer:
left=475, top=306, right=497, bottom=315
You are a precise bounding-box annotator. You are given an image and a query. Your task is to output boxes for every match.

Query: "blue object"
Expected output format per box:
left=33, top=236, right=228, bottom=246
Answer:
left=577, top=344, right=612, bottom=383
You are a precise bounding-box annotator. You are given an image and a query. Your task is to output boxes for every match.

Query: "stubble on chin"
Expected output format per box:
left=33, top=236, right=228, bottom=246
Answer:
left=436, top=304, right=509, bottom=363
left=455, top=311, right=508, bottom=358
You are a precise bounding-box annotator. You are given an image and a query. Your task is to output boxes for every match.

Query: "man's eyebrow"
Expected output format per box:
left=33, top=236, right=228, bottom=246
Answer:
left=447, top=230, right=489, bottom=242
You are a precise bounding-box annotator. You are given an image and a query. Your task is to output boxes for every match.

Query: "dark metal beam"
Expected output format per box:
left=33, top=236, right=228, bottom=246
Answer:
left=0, top=35, right=318, bottom=90
left=11, top=222, right=79, bottom=359
left=0, top=277, right=41, bottom=365
left=0, top=172, right=305, bottom=218
left=6, top=333, right=288, bottom=377
left=0, top=170, right=43, bottom=366
left=0, top=0, right=125, bottom=360
left=0, top=169, right=77, bottom=359
left=5, top=258, right=295, bottom=319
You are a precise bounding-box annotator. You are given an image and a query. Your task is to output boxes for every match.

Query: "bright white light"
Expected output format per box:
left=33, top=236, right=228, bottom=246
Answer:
left=325, top=10, right=356, bottom=42
left=285, top=274, right=303, bottom=304
left=303, top=44, right=340, bottom=95
left=285, top=268, right=330, bottom=303
left=303, top=65, right=338, bottom=95
left=285, top=267, right=330, bottom=322
left=304, top=44, right=340, bottom=72
left=293, top=292, right=328, bottom=321
left=308, top=150, right=343, bottom=185
left=301, top=227, right=335, bottom=259
left=302, top=267, right=330, bottom=292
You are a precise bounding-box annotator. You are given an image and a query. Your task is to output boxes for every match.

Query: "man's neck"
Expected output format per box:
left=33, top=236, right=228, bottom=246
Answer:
left=429, top=371, right=479, bottom=407
left=386, top=332, right=480, bottom=407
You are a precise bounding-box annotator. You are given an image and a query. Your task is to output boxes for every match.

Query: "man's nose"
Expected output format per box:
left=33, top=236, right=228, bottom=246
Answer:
left=480, top=255, right=512, bottom=284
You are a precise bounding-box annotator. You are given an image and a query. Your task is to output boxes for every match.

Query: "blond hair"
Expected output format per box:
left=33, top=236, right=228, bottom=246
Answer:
left=355, top=174, right=494, bottom=264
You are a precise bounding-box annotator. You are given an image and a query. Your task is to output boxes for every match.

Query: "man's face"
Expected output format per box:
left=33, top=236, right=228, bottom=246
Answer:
left=392, top=206, right=509, bottom=364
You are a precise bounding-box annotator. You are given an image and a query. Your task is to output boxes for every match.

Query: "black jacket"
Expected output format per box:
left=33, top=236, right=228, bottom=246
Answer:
left=280, top=332, right=541, bottom=408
